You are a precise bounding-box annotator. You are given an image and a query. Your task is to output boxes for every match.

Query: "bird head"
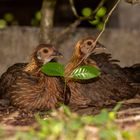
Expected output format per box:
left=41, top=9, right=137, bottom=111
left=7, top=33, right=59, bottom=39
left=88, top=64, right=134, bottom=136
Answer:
left=33, top=44, right=63, bottom=66
left=65, top=37, right=105, bottom=76
left=74, top=37, right=105, bottom=58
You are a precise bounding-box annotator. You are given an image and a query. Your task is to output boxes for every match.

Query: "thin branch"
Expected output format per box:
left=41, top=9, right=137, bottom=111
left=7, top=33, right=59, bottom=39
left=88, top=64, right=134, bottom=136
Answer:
left=117, top=107, right=140, bottom=115
left=69, top=0, right=106, bottom=20
left=56, top=0, right=106, bottom=43
left=76, top=0, right=121, bottom=67
left=69, top=0, right=80, bottom=18
left=116, top=115, right=140, bottom=123
left=92, top=0, right=107, bottom=16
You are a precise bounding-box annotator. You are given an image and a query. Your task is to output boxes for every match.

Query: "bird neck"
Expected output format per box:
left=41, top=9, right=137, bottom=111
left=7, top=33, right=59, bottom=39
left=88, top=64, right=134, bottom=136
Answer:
left=24, top=58, right=40, bottom=73
left=65, top=53, right=83, bottom=77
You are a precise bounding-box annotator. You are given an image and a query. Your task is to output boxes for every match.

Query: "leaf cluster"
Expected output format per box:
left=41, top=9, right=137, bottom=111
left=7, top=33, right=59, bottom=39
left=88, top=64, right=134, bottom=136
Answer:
left=41, top=62, right=101, bottom=80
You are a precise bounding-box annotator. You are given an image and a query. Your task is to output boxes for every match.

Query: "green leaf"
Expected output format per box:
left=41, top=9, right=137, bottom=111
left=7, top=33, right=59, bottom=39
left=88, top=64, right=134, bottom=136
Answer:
left=96, top=7, right=107, bottom=17
left=70, top=65, right=101, bottom=80
left=97, top=22, right=104, bottom=30
left=93, top=109, right=109, bottom=125
left=99, top=129, right=117, bottom=140
left=112, top=102, right=122, bottom=112
left=81, top=116, right=94, bottom=124
left=41, top=62, right=64, bottom=77
left=63, top=106, right=72, bottom=116
left=4, top=13, right=14, bottom=22
left=35, top=11, right=41, bottom=21
left=82, top=7, right=92, bottom=17
left=89, top=18, right=100, bottom=25
left=69, top=119, right=83, bottom=131
left=122, top=131, right=133, bottom=139
left=0, top=19, right=7, bottom=29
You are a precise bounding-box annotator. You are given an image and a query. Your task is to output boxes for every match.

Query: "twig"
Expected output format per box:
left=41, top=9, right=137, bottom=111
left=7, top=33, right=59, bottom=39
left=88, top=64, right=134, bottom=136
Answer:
left=76, top=0, right=121, bottom=67
left=69, top=0, right=80, bottom=18
left=122, top=98, right=140, bottom=104
left=56, top=0, right=106, bottom=44
left=117, top=107, right=140, bottom=115
left=92, top=0, right=107, bottom=16
left=116, top=115, right=140, bottom=123
left=69, top=0, right=106, bottom=20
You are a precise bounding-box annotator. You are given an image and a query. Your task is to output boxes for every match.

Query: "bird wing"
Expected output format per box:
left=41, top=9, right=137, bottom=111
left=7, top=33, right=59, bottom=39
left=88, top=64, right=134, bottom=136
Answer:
left=0, top=63, right=27, bottom=98
left=7, top=72, right=64, bottom=111
left=68, top=53, right=139, bottom=114
left=123, top=63, right=140, bottom=83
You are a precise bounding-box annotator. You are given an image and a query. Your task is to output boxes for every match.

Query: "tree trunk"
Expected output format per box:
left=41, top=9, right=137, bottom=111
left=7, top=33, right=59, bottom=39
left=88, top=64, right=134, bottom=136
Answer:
left=40, top=0, right=57, bottom=44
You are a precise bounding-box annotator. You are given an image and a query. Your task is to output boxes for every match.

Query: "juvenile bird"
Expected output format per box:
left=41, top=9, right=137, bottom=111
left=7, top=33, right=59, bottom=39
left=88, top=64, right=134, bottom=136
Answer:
left=64, top=37, right=138, bottom=114
left=0, top=44, right=64, bottom=111
left=65, top=37, right=101, bottom=78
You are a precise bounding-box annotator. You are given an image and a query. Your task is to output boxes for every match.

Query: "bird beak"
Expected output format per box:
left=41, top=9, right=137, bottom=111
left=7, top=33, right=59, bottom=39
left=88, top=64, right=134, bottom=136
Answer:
left=95, top=42, right=106, bottom=50
left=53, top=50, right=63, bottom=58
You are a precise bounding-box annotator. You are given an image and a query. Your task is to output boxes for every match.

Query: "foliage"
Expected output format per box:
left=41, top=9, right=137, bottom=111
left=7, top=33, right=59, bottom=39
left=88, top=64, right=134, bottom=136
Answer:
left=31, top=11, right=41, bottom=26
left=2, top=104, right=139, bottom=140
left=0, top=0, right=120, bottom=29
left=0, top=13, right=18, bottom=29
left=41, top=62, right=64, bottom=77
left=70, top=65, right=101, bottom=80
left=82, top=6, right=107, bottom=30
left=0, top=19, right=7, bottom=29
left=4, top=13, right=14, bottom=22
left=41, top=62, right=101, bottom=80
left=82, top=8, right=92, bottom=17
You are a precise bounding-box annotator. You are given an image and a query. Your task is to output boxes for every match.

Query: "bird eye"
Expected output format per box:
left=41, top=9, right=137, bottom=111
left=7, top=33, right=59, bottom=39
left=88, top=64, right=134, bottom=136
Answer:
left=43, top=49, right=48, bottom=53
left=86, top=41, right=92, bottom=46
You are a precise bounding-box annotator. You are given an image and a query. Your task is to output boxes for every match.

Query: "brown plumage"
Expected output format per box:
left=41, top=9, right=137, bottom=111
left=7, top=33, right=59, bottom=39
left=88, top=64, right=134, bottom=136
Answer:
left=65, top=37, right=101, bottom=78
left=65, top=37, right=139, bottom=114
left=0, top=44, right=65, bottom=111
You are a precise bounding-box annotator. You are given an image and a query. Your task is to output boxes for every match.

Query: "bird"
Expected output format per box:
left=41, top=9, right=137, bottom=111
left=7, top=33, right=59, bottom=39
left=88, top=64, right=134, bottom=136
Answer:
left=64, top=37, right=101, bottom=78
left=64, top=37, right=139, bottom=114
left=0, top=44, right=65, bottom=111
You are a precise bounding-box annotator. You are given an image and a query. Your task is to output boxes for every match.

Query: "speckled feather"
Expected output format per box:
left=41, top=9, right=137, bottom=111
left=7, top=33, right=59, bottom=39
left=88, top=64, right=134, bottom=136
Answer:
left=0, top=63, right=27, bottom=97
left=8, top=72, right=64, bottom=110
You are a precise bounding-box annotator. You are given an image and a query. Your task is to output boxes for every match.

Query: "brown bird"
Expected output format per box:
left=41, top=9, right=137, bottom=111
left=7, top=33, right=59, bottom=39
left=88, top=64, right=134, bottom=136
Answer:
left=0, top=44, right=65, bottom=111
left=65, top=37, right=101, bottom=78
left=64, top=37, right=139, bottom=114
